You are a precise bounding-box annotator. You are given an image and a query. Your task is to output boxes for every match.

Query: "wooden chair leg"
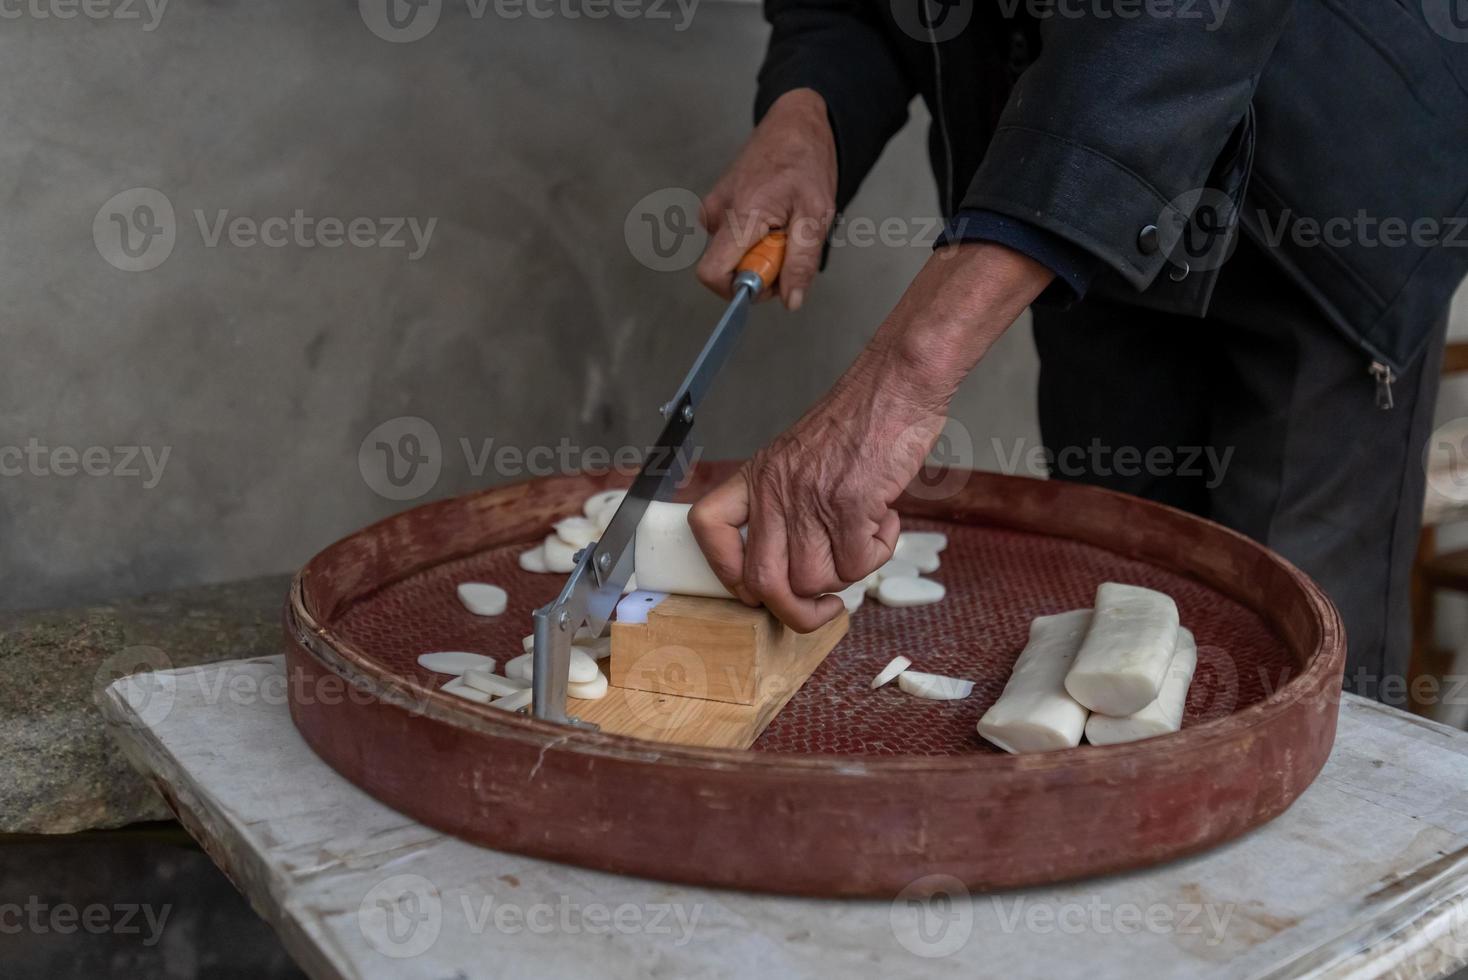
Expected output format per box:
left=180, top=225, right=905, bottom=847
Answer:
left=1408, top=525, right=1437, bottom=716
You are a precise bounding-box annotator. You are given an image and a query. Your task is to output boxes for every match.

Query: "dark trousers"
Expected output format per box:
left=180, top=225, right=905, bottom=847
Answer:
left=1031, top=236, right=1449, bottom=699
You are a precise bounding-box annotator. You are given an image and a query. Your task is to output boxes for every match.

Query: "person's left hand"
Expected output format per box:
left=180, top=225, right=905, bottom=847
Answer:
left=689, top=242, right=1054, bottom=631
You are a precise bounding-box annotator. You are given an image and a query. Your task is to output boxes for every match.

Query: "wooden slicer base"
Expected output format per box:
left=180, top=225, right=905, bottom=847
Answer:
left=574, top=595, right=849, bottom=749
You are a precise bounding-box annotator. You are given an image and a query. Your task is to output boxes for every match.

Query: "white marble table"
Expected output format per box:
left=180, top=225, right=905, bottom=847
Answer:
left=101, top=655, right=1468, bottom=980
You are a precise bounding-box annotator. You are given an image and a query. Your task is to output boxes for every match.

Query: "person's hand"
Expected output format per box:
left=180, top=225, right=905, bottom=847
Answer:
left=689, top=243, right=1055, bottom=631
left=696, top=88, right=836, bottom=311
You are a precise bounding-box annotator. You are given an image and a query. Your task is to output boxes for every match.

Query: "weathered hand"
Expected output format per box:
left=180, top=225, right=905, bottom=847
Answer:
left=697, top=88, right=836, bottom=310
left=690, top=243, right=1055, bottom=631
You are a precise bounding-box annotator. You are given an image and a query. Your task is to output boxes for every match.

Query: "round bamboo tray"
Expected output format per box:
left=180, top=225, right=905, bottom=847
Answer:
left=285, top=462, right=1344, bottom=897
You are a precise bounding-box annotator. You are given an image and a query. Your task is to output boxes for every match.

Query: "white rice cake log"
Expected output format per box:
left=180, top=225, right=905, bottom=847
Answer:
left=1085, top=628, right=1198, bottom=745
left=976, top=609, right=1092, bottom=754
left=632, top=501, right=733, bottom=599
left=1064, top=583, right=1180, bottom=715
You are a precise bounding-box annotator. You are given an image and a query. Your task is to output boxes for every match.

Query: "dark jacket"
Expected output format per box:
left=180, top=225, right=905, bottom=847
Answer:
left=755, top=0, right=1468, bottom=373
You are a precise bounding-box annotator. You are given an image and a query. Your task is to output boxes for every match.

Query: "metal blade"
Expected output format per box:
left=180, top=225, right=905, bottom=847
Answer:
left=530, top=277, right=759, bottom=725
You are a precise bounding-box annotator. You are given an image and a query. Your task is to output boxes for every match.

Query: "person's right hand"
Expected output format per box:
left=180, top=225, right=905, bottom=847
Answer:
left=697, top=88, right=836, bottom=311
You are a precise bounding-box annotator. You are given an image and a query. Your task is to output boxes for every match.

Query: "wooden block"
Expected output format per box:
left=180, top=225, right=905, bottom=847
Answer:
left=571, top=597, right=848, bottom=749
left=609, top=595, right=841, bottom=705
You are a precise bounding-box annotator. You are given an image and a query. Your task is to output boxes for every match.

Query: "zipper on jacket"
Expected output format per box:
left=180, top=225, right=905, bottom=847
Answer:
left=1370, top=361, right=1396, bottom=410
left=925, top=23, right=954, bottom=214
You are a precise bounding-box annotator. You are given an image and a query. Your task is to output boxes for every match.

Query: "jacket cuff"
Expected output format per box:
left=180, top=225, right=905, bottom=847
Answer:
left=937, top=208, right=1103, bottom=301
left=960, top=125, right=1183, bottom=290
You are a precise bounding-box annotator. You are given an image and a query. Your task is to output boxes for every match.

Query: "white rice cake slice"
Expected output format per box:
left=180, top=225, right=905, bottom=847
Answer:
left=440, top=676, right=494, bottom=704
left=977, top=609, right=1092, bottom=754
left=1085, top=628, right=1198, bottom=745
left=456, top=582, right=508, bottom=617
left=897, top=671, right=973, bottom=700
left=1064, top=582, right=1180, bottom=715
left=876, top=576, right=945, bottom=607
left=416, top=651, right=495, bottom=676
left=460, top=668, right=530, bottom=699
left=892, top=538, right=940, bottom=573
left=518, top=546, right=549, bottom=573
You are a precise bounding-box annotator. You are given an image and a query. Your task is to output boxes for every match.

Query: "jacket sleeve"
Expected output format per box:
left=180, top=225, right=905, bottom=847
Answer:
left=755, top=0, right=916, bottom=210
left=962, top=3, right=1295, bottom=289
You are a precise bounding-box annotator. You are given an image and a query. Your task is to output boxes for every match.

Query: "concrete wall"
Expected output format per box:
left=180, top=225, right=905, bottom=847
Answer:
left=0, top=0, right=1039, bottom=610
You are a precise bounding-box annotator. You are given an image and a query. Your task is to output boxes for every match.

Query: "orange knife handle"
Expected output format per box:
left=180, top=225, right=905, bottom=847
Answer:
left=735, top=232, right=787, bottom=293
